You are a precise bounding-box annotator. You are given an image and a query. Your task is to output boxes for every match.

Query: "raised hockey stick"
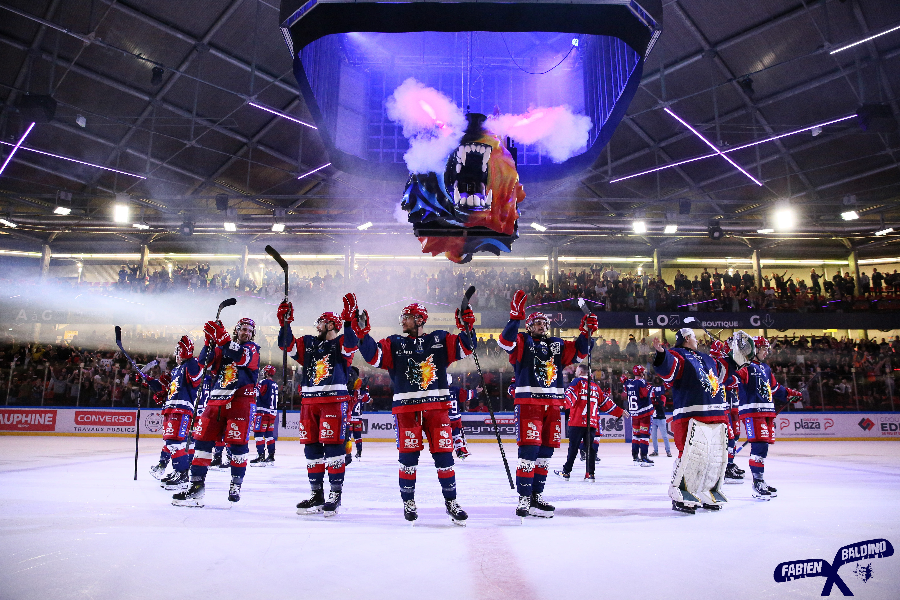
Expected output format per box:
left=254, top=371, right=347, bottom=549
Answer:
left=461, top=286, right=514, bottom=490
left=577, top=299, right=597, bottom=477
left=682, top=316, right=718, bottom=341
left=265, top=245, right=290, bottom=427
left=733, top=372, right=818, bottom=456
left=115, top=325, right=142, bottom=480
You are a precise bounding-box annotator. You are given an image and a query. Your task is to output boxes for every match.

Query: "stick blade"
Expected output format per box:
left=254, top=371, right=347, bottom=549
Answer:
left=265, top=245, right=288, bottom=270
left=115, top=325, right=122, bottom=345
left=460, top=286, right=476, bottom=311
left=220, top=297, right=237, bottom=310
left=577, top=297, right=591, bottom=316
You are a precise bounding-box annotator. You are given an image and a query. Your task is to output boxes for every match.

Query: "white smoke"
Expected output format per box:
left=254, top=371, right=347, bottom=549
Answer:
left=488, top=106, right=592, bottom=163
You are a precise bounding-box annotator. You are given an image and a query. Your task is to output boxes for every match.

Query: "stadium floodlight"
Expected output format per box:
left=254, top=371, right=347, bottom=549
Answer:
left=841, top=211, right=859, bottom=221
left=53, top=206, right=71, bottom=215
left=875, top=228, right=894, bottom=236
left=664, top=224, right=678, bottom=234
left=113, top=204, right=130, bottom=223
left=633, top=221, right=647, bottom=234
left=223, top=222, right=237, bottom=231
left=773, top=206, right=796, bottom=231
left=357, top=222, right=373, bottom=230
left=530, top=222, right=547, bottom=232
left=271, top=223, right=285, bottom=232
left=132, top=223, right=150, bottom=230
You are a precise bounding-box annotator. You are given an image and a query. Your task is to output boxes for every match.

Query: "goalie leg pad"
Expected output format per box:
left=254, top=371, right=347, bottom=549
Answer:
left=668, top=419, right=729, bottom=507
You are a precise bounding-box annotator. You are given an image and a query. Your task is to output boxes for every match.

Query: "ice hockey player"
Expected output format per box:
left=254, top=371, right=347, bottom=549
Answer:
left=647, top=380, right=671, bottom=458
left=556, top=363, right=628, bottom=481
left=149, top=336, right=202, bottom=490
left=249, top=365, right=279, bottom=467
left=709, top=339, right=745, bottom=483
left=625, top=365, right=654, bottom=466
left=447, top=375, right=475, bottom=460
left=278, top=295, right=360, bottom=517
left=356, top=301, right=476, bottom=525
left=723, top=333, right=801, bottom=499
left=498, top=290, right=597, bottom=518
left=172, top=318, right=260, bottom=507
left=652, top=328, right=729, bottom=514
left=345, top=367, right=370, bottom=462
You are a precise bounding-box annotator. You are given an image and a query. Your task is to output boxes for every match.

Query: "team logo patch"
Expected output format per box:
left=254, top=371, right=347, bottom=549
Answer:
left=168, top=379, right=178, bottom=399
left=219, top=364, right=238, bottom=388
left=702, top=368, right=721, bottom=400
left=312, top=355, right=332, bottom=385
left=406, top=355, right=438, bottom=391
left=534, top=358, right=557, bottom=387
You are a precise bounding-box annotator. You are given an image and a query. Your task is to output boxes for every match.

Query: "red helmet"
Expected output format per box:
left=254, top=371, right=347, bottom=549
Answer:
left=525, top=312, right=549, bottom=329
left=400, top=303, right=428, bottom=325
left=753, top=336, right=770, bottom=351
left=261, top=365, right=277, bottom=379
left=632, top=365, right=646, bottom=378
left=317, top=312, right=342, bottom=330
left=233, top=317, right=256, bottom=341
left=176, top=335, right=194, bottom=360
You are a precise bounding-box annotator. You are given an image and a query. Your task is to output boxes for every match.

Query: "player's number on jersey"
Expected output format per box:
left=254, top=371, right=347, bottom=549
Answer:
left=628, top=393, right=639, bottom=413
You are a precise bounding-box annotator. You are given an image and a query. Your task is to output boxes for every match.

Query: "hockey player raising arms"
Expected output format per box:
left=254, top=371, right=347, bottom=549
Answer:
left=625, top=365, right=654, bottom=466
left=278, top=295, right=360, bottom=517
left=173, top=317, right=260, bottom=507
left=652, top=328, right=728, bottom=514
left=356, top=301, right=476, bottom=525
left=249, top=365, right=279, bottom=467
left=498, top=290, right=597, bottom=518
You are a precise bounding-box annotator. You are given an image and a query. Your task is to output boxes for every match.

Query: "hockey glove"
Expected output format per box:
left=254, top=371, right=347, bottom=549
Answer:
left=579, top=314, right=599, bottom=336
left=510, top=289, right=528, bottom=320
left=152, top=390, right=166, bottom=406
left=619, top=374, right=629, bottom=385
left=455, top=307, right=476, bottom=332
left=351, top=309, right=371, bottom=338
left=277, top=301, right=294, bottom=326
left=786, top=388, right=803, bottom=398
left=209, top=320, right=230, bottom=346
left=158, top=371, right=171, bottom=390
left=341, top=292, right=358, bottom=323
left=203, top=320, right=219, bottom=346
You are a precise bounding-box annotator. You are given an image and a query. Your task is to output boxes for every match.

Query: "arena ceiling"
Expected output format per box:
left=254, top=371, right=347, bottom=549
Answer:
left=0, top=0, right=899, bottom=263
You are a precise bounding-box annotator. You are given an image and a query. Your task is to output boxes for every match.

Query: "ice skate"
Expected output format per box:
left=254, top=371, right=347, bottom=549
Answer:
left=641, top=456, right=655, bottom=467
left=455, top=447, right=471, bottom=460
left=150, top=462, right=167, bottom=480
left=249, top=454, right=267, bottom=467
left=209, top=454, right=222, bottom=468
left=324, top=491, right=342, bottom=517
left=584, top=473, right=595, bottom=482
left=162, top=470, right=189, bottom=490
left=227, top=478, right=242, bottom=503
left=751, top=478, right=772, bottom=500
left=724, top=464, right=744, bottom=483
left=553, top=469, right=570, bottom=481
left=403, top=499, right=418, bottom=523
left=296, top=489, right=325, bottom=514
left=172, top=481, right=205, bottom=507
left=633, top=454, right=642, bottom=466
left=217, top=455, right=230, bottom=469
left=529, top=493, right=555, bottom=518
left=354, top=451, right=361, bottom=459
left=763, top=482, right=777, bottom=497
left=445, top=499, right=468, bottom=526
left=263, top=456, right=275, bottom=466
left=672, top=500, right=696, bottom=514
left=515, top=495, right=531, bottom=519
left=579, top=449, right=586, bottom=461
left=733, top=464, right=745, bottom=475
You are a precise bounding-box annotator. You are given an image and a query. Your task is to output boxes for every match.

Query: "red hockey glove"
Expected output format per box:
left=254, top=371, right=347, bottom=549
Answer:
left=158, top=371, right=171, bottom=390
left=510, top=289, right=528, bottom=320
left=213, top=321, right=231, bottom=345
left=455, top=307, right=476, bottom=332
left=341, top=293, right=358, bottom=323
left=351, top=309, right=371, bottom=338
left=203, top=320, right=218, bottom=346
left=277, top=301, right=294, bottom=326
left=152, top=390, right=166, bottom=406
left=786, top=388, right=803, bottom=398
left=579, top=314, right=598, bottom=336
left=619, top=374, right=629, bottom=385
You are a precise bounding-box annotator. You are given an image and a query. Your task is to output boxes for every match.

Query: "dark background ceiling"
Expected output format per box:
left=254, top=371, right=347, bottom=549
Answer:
left=0, top=0, right=898, bottom=262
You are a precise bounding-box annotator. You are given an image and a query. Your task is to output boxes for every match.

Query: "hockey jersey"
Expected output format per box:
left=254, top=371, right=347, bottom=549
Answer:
left=358, top=329, right=476, bottom=413
left=256, top=378, right=279, bottom=415
left=148, top=357, right=202, bottom=412
left=564, top=377, right=624, bottom=428
left=348, top=387, right=370, bottom=423
left=653, top=347, right=727, bottom=424
left=732, top=359, right=787, bottom=418
left=448, top=385, right=476, bottom=423
left=624, top=377, right=653, bottom=417
left=498, top=319, right=591, bottom=405
left=199, top=340, right=261, bottom=406
left=279, top=323, right=359, bottom=404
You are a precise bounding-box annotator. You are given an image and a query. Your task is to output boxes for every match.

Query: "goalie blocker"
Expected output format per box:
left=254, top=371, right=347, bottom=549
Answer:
left=669, top=419, right=728, bottom=513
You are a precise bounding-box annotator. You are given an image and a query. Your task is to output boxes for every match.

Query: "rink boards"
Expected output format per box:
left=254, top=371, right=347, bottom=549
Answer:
left=1, top=406, right=899, bottom=442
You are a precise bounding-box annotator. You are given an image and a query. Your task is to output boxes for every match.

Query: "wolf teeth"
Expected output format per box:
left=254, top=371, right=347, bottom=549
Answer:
left=485, top=189, right=493, bottom=207
left=454, top=186, right=461, bottom=206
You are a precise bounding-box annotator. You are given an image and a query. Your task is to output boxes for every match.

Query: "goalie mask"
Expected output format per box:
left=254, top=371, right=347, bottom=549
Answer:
left=729, top=330, right=755, bottom=366
left=233, top=317, right=256, bottom=341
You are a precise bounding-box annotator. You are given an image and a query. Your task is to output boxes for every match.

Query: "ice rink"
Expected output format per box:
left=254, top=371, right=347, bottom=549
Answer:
left=1, top=437, right=899, bottom=600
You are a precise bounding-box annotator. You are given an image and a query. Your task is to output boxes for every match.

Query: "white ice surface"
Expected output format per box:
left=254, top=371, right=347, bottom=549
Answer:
left=1, top=438, right=899, bottom=600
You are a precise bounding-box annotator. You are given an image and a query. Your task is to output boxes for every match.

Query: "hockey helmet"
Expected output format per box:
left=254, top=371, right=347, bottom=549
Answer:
left=316, top=312, right=342, bottom=330
left=632, top=365, right=646, bottom=378
left=674, top=327, right=695, bottom=347
left=233, top=317, right=256, bottom=341
left=176, top=335, right=194, bottom=360
left=524, top=312, right=550, bottom=330
left=753, top=336, right=771, bottom=351
left=261, top=365, right=277, bottom=379
left=399, top=303, right=428, bottom=325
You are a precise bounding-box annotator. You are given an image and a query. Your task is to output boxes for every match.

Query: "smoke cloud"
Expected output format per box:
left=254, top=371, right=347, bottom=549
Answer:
left=488, top=106, right=592, bottom=163
left=385, top=78, right=466, bottom=174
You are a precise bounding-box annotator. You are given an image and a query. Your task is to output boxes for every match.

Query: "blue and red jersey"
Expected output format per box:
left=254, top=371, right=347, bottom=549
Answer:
left=564, top=377, right=624, bottom=428
left=148, top=357, right=202, bottom=412
left=733, top=359, right=787, bottom=418
left=653, top=347, right=727, bottom=424
left=199, top=340, right=261, bottom=406
left=624, top=378, right=653, bottom=417
left=498, top=319, right=591, bottom=405
left=348, top=387, right=370, bottom=423
left=256, top=378, right=279, bottom=415
left=279, top=323, right=359, bottom=404
left=358, top=329, right=476, bottom=413
left=448, top=385, right=476, bottom=423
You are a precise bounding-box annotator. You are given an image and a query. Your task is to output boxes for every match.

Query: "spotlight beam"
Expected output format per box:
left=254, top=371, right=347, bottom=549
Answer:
left=0, top=122, right=35, bottom=178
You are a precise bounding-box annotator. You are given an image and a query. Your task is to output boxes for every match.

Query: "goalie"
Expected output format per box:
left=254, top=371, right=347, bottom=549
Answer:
left=652, top=328, right=729, bottom=514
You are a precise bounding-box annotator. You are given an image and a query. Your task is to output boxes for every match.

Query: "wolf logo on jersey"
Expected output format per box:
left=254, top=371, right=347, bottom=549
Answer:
left=703, top=368, right=721, bottom=399
left=757, top=377, right=773, bottom=403
left=312, top=355, right=332, bottom=385
left=219, top=364, right=238, bottom=388
left=168, top=379, right=178, bottom=399
left=534, top=358, right=558, bottom=388
left=407, top=355, right=438, bottom=391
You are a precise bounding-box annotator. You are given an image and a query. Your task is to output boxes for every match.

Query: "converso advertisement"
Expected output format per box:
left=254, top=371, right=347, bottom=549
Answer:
left=2, top=408, right=899, bottom=441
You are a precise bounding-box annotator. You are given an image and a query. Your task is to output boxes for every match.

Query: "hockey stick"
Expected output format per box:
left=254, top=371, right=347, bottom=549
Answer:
left=461, top=286, right=514, bottom=490
left=733, top=371, right=818, bottom=456
left=115, top=326, right=143, bottom=480
left=682, top=316, right=718, bottom=341
left=265, top=245, right=290, bottom=427
left=577, top=299, right=597, bottom=477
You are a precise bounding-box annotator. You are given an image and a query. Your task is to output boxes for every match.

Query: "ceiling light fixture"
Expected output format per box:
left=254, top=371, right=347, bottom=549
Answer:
left=830, top=24, right=900, bottom=55
left=773, top=206, right=796, bottom=231
left=664, top=224, right=678, bottom=234
left=664, top=108, right=762, bottom=186
left=841, top=211, right=860, bottom=221
left=875, top=228, right=894, bottom=236
left=633, top=221, right=647, bottom=233
left=0, top=122, right=35, bottom=178
left=0, top=140, right=147, bottom=178
left=53, top=206, right=71, bottom=215
left=133, top=223, right=150, bottom=230
left=297, top=162, right=331, bottom=179
left=271, top=223, right=285, bottom=232
left=530, top=222, right=547, bottom=232
left=757, top=228, right=775, bottom=234
left=248, top=102, right=317, bottom=129
left=0, top=218, right=18, bottom=228
left=357, top=222, right=373, bottom=230
left=113, top=204, right=129, bottom=223
left=224, top=222, right=237, bottom=232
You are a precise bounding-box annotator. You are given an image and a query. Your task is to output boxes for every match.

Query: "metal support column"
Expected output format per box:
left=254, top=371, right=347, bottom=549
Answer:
left=139, top=244, right=150, bottom=278
left=751, top=249, right=762, bottom=289
left=40, top=244, right=51, bottom=279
